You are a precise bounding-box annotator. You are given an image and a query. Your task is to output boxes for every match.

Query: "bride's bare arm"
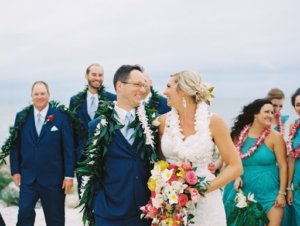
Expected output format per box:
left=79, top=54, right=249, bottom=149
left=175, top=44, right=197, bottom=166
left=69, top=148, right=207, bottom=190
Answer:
left=157, top=115, right=167, bottom=159
left=206, top=114, right=243, bottom=193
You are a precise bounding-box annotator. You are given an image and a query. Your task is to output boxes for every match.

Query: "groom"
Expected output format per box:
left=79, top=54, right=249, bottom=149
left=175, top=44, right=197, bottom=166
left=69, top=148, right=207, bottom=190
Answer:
left=88, top=65, right=152, bottom=226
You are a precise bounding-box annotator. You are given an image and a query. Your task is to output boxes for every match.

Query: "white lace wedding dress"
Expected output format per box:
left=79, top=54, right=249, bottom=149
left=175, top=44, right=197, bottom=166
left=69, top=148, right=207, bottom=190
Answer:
left=161, top=103, right=227, bottom=226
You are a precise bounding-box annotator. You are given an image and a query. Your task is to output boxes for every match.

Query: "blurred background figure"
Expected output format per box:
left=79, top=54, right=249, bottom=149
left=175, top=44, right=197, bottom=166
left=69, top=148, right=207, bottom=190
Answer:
left=142, top=72, right=170, bottom=115
left=283, top=88, right=300, bottom=226
left=69, top=64, right=116, bottom=198
left=266, top=88, right=289, bottom=136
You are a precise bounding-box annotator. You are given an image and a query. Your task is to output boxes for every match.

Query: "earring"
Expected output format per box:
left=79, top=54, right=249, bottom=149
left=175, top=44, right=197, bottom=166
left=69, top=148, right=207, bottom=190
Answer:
left=182, top=97, right=187, bottom=108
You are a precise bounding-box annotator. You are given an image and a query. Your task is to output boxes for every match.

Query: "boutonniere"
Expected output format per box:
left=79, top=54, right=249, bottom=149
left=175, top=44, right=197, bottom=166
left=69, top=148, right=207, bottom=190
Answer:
left=44, top=114, right=54, bottom=125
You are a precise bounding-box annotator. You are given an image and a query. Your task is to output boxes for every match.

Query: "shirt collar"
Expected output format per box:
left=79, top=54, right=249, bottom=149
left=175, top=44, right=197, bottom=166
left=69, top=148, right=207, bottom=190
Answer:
left=87, top=91, right=98, bottom=99
left=114, top=104, right=136, bottom=125
left=34, top=104, right=49, bottom=118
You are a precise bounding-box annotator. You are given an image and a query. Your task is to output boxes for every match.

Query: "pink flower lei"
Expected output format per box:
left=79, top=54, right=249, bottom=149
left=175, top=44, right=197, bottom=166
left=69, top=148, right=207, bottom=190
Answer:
left=275, top=113, right=284, bottom=135
left=236, top=124, right=271, bottom=159
left=287, top=119, right=300, bottom=158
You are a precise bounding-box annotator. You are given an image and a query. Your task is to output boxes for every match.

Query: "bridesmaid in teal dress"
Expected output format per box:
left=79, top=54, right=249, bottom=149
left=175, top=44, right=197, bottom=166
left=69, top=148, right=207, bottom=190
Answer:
left=286, top=88, right=300, bottom=226
left=266, top=88, right=289, bottom=136
left=223, top=98, right=287, bottom=226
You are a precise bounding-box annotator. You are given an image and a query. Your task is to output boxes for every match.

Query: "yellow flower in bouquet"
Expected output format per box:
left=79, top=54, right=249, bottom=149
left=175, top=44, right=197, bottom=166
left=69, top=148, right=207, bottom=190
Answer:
left=158, top=160, right=169, bottom=170
left=176, top=167, right=185, bottom=178
left=141, top=161, right=209, bottom=226
left=147, top=177, right=156, bottom=192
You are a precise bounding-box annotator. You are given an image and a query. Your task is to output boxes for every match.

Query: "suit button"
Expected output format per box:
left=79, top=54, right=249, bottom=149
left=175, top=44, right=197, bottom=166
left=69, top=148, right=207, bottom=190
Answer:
left=136, top=176, right=139, bottom=179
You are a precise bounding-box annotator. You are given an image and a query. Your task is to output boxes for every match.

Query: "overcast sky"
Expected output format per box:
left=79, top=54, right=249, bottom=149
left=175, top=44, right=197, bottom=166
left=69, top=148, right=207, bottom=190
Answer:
left=0, top=0, right=299, bottom=86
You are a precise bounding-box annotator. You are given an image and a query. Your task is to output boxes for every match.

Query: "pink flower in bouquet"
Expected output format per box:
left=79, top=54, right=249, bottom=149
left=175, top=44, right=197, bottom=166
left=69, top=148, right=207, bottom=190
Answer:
left=178, top=194, right=188, bottom=207
left=140, top=160, right=209, bottom=226
left=185, top=170, right=198, bottom=185
left=181, top=162, right=192, bottom=171
left=168, top=163, right=179, bottom=170
left=168, top=173, right=179, bottom=184
left=148, top=206, right=159, bottom=218
left=187, top=188, right=200, bottom=202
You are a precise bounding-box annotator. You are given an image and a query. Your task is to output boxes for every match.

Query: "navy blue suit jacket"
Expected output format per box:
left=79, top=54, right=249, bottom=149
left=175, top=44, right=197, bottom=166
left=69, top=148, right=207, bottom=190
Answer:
left=69, top=91, right=116, bottom=161
left=10, top=106, right=75, bottom=186
left=88, top=117, right=151, bottom=225
left=157, top=96, right=171, bottom=115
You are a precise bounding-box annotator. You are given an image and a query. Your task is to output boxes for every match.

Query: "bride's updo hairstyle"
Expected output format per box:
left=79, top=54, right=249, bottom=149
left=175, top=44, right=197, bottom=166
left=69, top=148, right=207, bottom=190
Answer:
left=171, top=70, right=212, bottom=104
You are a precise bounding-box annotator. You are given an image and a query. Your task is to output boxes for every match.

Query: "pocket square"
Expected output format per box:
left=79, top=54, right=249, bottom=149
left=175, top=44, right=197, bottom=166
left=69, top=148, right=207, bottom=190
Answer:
left=50, top=126, right=59, bottom=132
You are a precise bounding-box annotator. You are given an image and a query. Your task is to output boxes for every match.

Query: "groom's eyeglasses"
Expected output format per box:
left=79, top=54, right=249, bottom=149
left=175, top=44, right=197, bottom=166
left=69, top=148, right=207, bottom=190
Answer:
left=121, top=81, right=148, bottom=89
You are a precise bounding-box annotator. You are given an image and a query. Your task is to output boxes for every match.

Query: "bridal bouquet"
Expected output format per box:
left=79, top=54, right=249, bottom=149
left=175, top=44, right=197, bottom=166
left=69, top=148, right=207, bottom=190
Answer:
left=227, top=189, right=269, bottom=226
left=140, top=160, right=209, bottom=226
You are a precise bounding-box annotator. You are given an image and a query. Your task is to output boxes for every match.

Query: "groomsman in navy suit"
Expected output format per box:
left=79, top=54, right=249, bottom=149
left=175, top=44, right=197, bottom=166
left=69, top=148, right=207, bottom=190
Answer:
left=10, top=81, right=75, bottom=226
left=89, top=65, right=152, bottom=226
left=69, top=64, right=116, bottom=196
left=142, top=72, right=171, bottom=114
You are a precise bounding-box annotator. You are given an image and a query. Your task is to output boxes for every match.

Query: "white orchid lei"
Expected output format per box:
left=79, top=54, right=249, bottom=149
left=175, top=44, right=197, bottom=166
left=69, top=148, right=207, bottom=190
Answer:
left=76, top=101, right=159, bottom=226
left=137, top=103, right=155, bottom=148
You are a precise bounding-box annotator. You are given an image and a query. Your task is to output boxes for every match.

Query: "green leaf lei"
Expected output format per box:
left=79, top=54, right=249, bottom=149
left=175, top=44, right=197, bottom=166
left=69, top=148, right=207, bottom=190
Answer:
left=145, top=86, right=162, bottom=112
left=69, top=85, right=110, bottom=114
left=0, top=101, right=86, bottom=165
left=76, top=101, right=159, bottom=226
left=69, top=85, right=111, bottom=141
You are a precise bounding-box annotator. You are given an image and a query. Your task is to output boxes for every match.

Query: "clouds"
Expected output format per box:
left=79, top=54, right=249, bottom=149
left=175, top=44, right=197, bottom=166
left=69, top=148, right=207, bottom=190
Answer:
left=0, top=0, right=299, bottom=83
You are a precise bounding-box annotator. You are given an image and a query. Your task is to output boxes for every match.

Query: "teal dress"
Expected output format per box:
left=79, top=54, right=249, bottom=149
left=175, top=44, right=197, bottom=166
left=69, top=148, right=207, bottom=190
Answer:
left=289, top=124, right=300, bottom=226
left=274, top=115, right=289, bottom=132
left=223, top=137, right=280, bottom=225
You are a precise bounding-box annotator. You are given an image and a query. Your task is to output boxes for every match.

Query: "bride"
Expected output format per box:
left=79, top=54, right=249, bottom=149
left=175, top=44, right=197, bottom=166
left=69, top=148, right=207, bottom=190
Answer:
left=158, top=70, right=243, bottom=225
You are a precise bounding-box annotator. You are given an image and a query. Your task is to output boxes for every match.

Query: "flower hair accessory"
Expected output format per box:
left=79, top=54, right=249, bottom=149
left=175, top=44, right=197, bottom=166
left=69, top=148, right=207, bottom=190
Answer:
left=44, top=114, right=54, bottom=125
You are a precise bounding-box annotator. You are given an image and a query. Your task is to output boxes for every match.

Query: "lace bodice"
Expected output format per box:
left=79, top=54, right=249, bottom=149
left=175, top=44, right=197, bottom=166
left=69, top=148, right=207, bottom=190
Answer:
left=161, top=103, right=215, bottom=179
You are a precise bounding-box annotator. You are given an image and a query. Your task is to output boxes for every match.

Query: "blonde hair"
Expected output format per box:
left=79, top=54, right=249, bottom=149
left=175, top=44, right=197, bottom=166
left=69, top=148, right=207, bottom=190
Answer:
left=266, top=88, right=285, bottom=100
left=171, top=70, right=212, bottom=104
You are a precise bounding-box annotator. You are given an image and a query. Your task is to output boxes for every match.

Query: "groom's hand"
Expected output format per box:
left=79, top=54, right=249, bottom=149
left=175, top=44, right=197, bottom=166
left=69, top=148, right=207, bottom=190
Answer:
left=12, top=173, right=21, bottom=187
left=62, top=178, right=73, bottom=194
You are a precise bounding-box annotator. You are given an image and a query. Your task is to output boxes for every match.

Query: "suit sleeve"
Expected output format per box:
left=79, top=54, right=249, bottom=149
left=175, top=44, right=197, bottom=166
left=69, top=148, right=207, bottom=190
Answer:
left=69, top=96, right=75, bottom=111
left=61, top=114, right=76, bottom=177
left=9, top=113, right=22, bottom=175
left=88, top=117, right=100, bottom=138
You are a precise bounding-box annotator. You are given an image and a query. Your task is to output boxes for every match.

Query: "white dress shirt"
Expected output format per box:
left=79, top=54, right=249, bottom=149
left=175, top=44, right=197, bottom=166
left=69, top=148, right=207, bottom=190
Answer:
left=34, top=104, right=49, bottom=127
left=114, top=105, right=136, bottom=137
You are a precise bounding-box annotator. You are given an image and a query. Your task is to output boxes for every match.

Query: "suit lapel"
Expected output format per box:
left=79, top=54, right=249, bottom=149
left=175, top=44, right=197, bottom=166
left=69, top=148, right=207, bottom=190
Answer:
left=28, top=109, right=38, bottom=142
left=38, top=107, right=53, bottom=141
left=82, top=98, right=92, bottom=122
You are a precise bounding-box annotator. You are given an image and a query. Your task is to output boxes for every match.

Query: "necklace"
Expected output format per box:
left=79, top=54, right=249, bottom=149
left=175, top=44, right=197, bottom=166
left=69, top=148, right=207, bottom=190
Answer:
left=287, top=119, right=300, bottom=158
left=236, top=124, right=271, bottom=159
left=275, top=113, right=284, bottom=135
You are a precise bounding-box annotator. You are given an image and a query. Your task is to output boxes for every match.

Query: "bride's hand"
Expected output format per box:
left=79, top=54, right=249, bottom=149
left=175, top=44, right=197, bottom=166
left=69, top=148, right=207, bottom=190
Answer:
left=208, top=162, right=217, bottom=174
left=234, top=177, right=243, bottom=191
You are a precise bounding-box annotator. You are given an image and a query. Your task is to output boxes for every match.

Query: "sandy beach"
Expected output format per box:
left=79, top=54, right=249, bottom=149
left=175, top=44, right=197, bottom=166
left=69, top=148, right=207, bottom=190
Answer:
left=1, top=191, right=84, bottom=226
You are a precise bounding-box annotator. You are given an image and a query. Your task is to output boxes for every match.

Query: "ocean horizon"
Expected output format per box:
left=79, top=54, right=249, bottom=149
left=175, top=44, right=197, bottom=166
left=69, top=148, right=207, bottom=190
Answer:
left=0, top=73, right=298, bottom=144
